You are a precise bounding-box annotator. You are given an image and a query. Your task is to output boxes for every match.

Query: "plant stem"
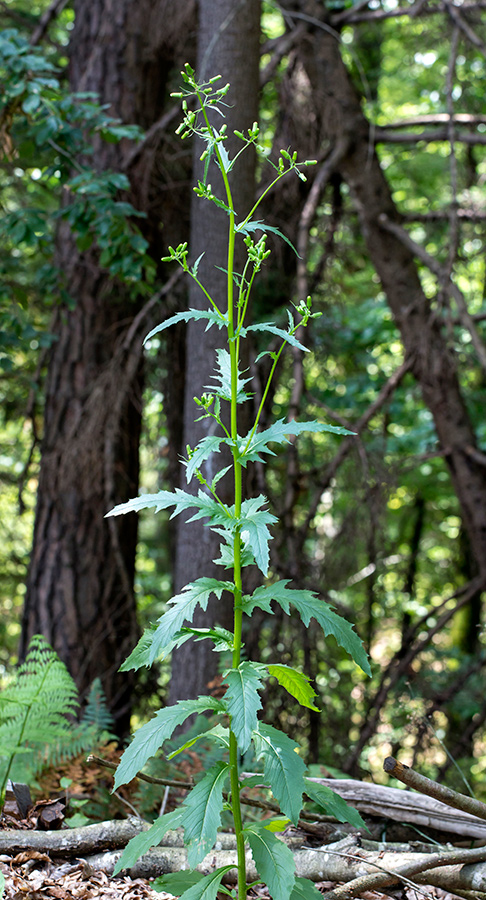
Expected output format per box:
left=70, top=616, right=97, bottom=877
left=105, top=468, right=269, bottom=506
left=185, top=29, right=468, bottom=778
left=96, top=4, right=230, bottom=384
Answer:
left=205, top=108, right=247, bottom=900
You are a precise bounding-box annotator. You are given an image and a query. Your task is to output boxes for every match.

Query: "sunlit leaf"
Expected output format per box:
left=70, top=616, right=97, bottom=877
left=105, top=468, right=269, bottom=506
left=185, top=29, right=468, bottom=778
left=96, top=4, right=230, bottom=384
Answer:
left=267, top=665, right=319, bottom=711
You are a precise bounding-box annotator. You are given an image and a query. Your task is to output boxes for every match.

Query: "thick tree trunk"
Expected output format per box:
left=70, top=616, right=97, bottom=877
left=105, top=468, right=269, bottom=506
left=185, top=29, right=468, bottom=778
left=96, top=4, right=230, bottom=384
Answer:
left=169, top=0, right=261, bottom=704
left=21, top=0, right=195, bottom=735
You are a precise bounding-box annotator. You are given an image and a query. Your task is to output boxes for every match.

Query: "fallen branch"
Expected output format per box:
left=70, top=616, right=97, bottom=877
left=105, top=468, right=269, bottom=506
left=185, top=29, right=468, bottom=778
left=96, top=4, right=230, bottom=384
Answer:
left=81, top=836, right=486, bottom=892
left=0, top=817, right=146, bottom=856
left=384, top=756, right=486, bottom=822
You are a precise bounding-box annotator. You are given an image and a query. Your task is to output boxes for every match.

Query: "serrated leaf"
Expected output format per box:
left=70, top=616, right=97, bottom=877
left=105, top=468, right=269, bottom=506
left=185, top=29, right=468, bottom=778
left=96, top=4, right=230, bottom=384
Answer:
left=242, top=322, right=308, bottom=352
left=145, top=578, right=234, bottom=663
left=213, top=532, right=256, bottom=569
left=245, top=821, right=296, bottom=900
left=206, top=348, right=251, bottom=403
left=239, top=496, right=277, bottom=576
left=245, top=581, right=371, bottom=676
left=223, top=661, right=265, bottom=752
left=290, top=877, right=325, bottom=900
left=113, top=696, right=223, bottom=789
left=267, top=665, right=319, bottom=711
left=144, top=308, right=227, bottom=343
left=181, top=762, right=230, bottom=866
left=113, top=808, right=183, bottom=875
left=154, top=867, right=235, bottom=900
left=119, top=626, right=193, bottom=671
left=252, top=723, right=306, bottom=824
left=167, top=723, right=230, bottom=760
left=238, top=418, right=355, bottom=466
left=304, top=779, right=367, bottom=829
left=106, top=487, right=231, bottom=533
left=236, top=219, right=299, bottom=255
left=179, top=625, right=234, bottom=652
left=186, top=435, right=225, bottom=482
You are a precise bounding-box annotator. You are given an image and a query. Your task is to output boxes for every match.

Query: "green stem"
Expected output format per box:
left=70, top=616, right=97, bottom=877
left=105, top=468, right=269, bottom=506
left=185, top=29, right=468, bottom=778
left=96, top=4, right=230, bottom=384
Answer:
left=200, top=99, right=247, bottom=900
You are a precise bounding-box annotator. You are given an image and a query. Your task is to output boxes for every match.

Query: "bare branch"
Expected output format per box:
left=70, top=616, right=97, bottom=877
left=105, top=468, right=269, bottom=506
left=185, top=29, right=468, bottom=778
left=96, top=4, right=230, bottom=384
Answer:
left=445, top=0, right=486, bottom=56
left=375, top=127, right=486, bottom=145
left=378, top=213, right=486, bottom=372
left=384, top=756, right=486, bottom=821
left=379, top=113, right=486, bottom=129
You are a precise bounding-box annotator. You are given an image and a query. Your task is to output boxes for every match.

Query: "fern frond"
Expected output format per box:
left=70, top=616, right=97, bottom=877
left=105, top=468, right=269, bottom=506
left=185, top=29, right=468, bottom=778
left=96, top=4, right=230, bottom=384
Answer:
left=0, top=635, right=79, bottom=803
left=81, top=677, right=115, bottom=735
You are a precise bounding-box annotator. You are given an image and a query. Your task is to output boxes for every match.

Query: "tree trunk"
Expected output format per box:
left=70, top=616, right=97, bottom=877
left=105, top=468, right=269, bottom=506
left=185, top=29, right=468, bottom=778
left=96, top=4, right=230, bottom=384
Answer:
left=168, top=0, right=261, bottom=704
left=21, top=0, right=195, bottom=736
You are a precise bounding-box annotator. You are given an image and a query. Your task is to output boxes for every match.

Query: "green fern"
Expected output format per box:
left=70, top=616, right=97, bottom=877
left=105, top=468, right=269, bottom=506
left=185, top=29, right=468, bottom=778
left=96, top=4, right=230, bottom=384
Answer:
left=0, top=635, right=112, bottom=808
left=80, top=677, right=115, bottom=735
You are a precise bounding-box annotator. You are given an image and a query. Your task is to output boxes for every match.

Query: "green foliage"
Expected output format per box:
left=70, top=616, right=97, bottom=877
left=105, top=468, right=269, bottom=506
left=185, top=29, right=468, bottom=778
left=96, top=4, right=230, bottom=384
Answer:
left=0, top=27, right=155, bottom=360
left=0, top=634, right=78, bottom=803
left=106, top=65, right=368, bottom=900
left=0, top=637, right=115, bottom=810
left=245, top=820, right=296, bottom=900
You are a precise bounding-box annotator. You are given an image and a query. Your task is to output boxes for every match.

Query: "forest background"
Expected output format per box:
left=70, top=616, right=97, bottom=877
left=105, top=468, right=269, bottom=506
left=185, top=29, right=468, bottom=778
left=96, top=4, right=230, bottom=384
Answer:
left=1, top=0, right=486, bottom=798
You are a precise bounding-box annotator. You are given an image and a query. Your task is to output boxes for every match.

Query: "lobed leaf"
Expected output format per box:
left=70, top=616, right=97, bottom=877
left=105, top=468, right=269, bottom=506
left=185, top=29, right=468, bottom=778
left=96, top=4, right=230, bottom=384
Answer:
left=252, top=723, right=306, bottom=824
left=113, top=696, right=223, bottom=789
left=206, top=348, right=252, bottom=403
left=245, top=820, right=296, bottom=900
left=144, top=308, right=227, bottom=344
left=141, top=578, right=234, bottom=664
left=223, top=661, right=265, bottom=752
left=236, top=219, right=299, bottom=255
left=267, top=665, right=319, bottom=711
left=181, top=761, right=230, bottom=866
left=186, top=435, right=225, bottom=482
left=119, top=627, right=193, bottom=671
left=237, top=418, right=355, bottom=466
left=244, top=581, right=371, bottom=676
left=105, top=488, right=231, bottom=534
left=113, top=808, right=183, bottom=875
left=242, top=322, right=308, bottom=352
left=239, top=496, right=277, bottom=576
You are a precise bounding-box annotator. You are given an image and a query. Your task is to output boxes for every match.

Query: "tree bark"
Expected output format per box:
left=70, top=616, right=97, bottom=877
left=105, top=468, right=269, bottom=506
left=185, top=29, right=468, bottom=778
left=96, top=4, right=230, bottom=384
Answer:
left=21, top=0, right=195, bottom=735
left=169, top=0, right=261, bottom=704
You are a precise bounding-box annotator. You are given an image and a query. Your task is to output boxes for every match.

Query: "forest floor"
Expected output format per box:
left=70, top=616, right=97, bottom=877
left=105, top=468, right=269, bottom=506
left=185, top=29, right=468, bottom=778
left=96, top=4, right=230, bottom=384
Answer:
left=0, top=854, right=463, bottom=900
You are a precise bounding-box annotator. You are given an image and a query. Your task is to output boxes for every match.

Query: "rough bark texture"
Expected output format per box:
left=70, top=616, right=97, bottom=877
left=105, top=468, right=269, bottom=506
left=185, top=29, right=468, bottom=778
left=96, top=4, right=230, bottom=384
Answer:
left=169, top=0, right=261, bottom=704
left=21, top=0, right=195, bottom=735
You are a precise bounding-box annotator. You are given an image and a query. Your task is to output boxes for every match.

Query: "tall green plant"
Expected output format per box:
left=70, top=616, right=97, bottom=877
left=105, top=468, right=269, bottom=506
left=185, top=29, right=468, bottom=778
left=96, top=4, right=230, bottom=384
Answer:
left=107, top=65, right=371, bottom=900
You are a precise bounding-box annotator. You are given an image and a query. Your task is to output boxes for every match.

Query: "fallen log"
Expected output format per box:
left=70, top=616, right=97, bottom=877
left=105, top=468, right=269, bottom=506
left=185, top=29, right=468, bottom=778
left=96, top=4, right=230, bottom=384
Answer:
left=82, top=835, right=486, bottom=893
left=0, top=816, right=147, bottom=856
left=4, top=820, right=486, bottom=894
left=308, top=776, right=486, bottom=840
